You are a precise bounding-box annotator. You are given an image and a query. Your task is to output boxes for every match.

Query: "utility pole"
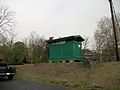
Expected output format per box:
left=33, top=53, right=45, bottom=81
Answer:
left=108, top=0, right=119, bottom=61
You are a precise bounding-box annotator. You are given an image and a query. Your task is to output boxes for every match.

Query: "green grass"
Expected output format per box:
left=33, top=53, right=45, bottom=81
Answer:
left=15, top=61, right=120, bottom=90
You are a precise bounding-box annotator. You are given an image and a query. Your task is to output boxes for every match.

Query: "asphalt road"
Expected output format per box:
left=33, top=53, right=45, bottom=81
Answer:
left=0, top=78, right=68, bottom=90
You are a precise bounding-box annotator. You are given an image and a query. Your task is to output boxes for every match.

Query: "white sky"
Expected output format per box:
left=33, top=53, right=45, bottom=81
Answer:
left=1, top=0, right=120, bottom=40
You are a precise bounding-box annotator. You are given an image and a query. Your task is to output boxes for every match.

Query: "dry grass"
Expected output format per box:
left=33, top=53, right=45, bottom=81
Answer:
left=15, top=61, right=120, bottom=90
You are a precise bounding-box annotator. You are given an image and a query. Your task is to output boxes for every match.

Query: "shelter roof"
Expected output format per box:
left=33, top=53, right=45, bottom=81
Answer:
left=47, top=35, right=84, bottom=44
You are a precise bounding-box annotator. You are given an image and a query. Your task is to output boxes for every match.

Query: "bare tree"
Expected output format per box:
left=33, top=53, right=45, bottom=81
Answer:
left=94, top=16, right=120, bottom=61
left=83, top=36, right=89, bottom=50
left=115, top=13, right=120, bottom=51
left=0, top=6, right=15, bottom=35
left=0, top=34, right=7, bottom=45
left=0, top=28, right=17, bottom=49
left=94, top=29, right=104, bottom=61
left=6, top=28, right=17, bottom=50
left=97, top=17, right=114, bottom=55
left=27, top=31, right=48, bottom=64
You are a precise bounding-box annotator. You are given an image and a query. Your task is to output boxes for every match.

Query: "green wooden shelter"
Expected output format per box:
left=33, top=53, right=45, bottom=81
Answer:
left=47, top=35, right=85, bottom=62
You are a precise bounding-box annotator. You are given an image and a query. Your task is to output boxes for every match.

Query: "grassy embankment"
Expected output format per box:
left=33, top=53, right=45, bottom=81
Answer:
left=15, top=61, right=120, bottom=90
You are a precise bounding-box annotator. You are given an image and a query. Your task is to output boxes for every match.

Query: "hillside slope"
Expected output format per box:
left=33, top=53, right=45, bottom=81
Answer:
left=16, top=62, right=120, bottom=90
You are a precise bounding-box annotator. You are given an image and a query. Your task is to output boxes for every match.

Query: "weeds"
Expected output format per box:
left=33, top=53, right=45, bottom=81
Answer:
left=16, top=62, right=120, bottom=90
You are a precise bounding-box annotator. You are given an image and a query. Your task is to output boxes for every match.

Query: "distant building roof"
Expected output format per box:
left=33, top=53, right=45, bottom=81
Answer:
left=47, top=35, right=84, bottom=44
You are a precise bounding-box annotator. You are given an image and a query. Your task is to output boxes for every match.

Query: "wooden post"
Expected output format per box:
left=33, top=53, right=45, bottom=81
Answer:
left=108, top=0, right=119, bottom=61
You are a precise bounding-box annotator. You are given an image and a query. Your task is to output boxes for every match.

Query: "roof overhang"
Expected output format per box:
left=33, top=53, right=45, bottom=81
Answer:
left=47, top=35, right=84, bottom=44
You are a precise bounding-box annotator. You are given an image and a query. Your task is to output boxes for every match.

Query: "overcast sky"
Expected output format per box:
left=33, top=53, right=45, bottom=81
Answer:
left=1, top=0, right=120, bottom=40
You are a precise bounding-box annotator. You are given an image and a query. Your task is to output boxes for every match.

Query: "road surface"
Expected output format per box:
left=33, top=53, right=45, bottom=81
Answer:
left=0, top=78, right=68, bottom=90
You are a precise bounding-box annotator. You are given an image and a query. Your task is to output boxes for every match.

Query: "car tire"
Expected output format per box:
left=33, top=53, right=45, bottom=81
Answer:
left=8, top=75, right=14, bottom=80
